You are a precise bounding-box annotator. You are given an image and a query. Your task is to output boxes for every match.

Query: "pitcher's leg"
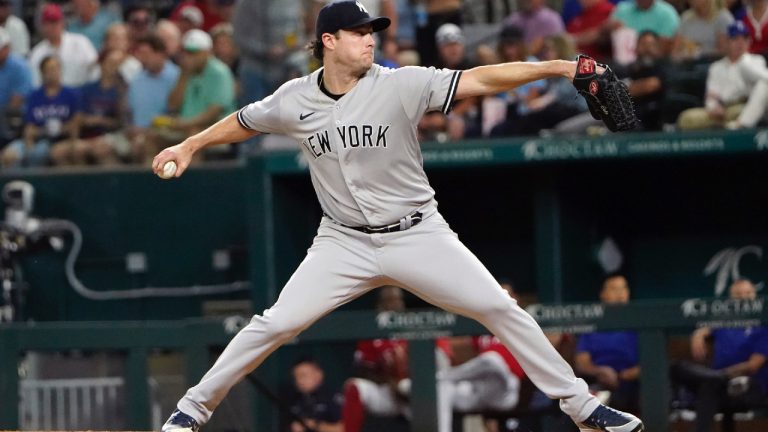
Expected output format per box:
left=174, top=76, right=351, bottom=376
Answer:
left=379, top=214, right=598, bottom=422
left=178, top=225, right=381, bottom=424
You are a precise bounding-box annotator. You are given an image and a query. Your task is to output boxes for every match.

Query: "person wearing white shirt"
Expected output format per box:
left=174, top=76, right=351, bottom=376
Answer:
left=28, top=3, right=98, bottom=88
left=678, top=21, right=768, bottom=130
left=0, top=0, right=29, bottom=56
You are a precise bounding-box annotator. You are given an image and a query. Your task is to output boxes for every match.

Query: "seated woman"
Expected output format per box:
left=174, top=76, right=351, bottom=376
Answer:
left=673, top=0, right=734, bottom=61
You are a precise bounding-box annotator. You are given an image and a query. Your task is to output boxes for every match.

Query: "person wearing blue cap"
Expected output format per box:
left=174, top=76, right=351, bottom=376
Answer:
left=678, top=20, right=768, bottom=130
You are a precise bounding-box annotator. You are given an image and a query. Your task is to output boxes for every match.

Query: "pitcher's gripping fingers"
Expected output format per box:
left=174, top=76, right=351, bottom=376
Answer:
left=152, top=144, right=192, bottom=178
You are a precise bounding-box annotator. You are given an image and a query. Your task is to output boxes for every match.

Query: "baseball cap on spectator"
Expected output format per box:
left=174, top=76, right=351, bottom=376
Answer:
left=41, top=3, right=64, bottom=22
left=182, top=29, right=212, bottom=52
left=315, top=1, right=391, bottom=39
left=435, top=23, right=464, bottom=46
left=499, top=23, right=524, bottom=43
left=179, top=5, right=204, bottom=27
left=0, top=27, right=9, bottom=49
left=727, top=21, right=750, bottom=38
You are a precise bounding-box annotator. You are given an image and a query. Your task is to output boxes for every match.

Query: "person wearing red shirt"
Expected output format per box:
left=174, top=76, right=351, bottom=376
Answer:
left=171, top=0, right=234, bottom=32
left=742, top=0, right=768, bottom=53
left=567, top=0, right=616, bottom=61
left=440, top=281, right=526, bottom=429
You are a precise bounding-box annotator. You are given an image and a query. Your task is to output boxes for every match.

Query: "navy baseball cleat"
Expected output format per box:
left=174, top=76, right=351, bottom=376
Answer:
left=577, top=404, right=644, bottom=432
left=162, top=409, right=199, bottom=432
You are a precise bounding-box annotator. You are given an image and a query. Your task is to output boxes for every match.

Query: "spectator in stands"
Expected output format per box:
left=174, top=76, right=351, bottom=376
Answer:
left=280, top=356, right=343, bottom=432
left=343, top=286, right=452, bottom=432
left=51, top=49, right=126, bottom=166
left=727, top=0, right=746, bottom=19
left=432, top=23, right=481, bottom=140
left=625, top=30, right=668, bottom=130
left=513, top=34, right=588, bottom=135
left=0, top=0, right=30, bottom=56
left=215, top=0, right=237, bottom=24
left=567, top=0, right=616, bottom=61
left=670, top=279, right=768, bottom=432
left=95, top=23, right=142, bottom=84
left=211, top=23, right=239, bottom=77
left=168, top=28, right=235, bottom=131
left=125, top=4, right=155, bottom=53
left=378, top=37, right=400, bottom=68
left=231, top=0, right=310, bottom=106
left=211, top=22, right=240, bottom=100
left=68, top=0, right=120, bottom=51
left=435, top=23, right=470, bottom=69
left=673, top=0, right=734, bottom=60
left=174, top=4, right=204, bottom=35
left=610, top=0, right=680, bottom=57
left=29, top=3, right=98, bottom=88
left=441, top=280, right=526, bottom=432
left=415, top=0, right=462, bottom=67
left=155, top=19, right=182, bottom=62
left=1, top=56, right=81, bottom=168
left=128, top=34, right=179, bottom=163
left=149, top=29, right=235, bottom=162
left=743, top=0, right=768, bottom=54
left=504, top=0, right=565, bottom=56
left=171, top=0, right=231, bottom=32
left=575, top=274, right=640, bottom=413
left=489, top=24, right=548, bottom=137
left=0, top=27, right=32, bottom=146
left=504, top=0, right=567, bottom=56
left=677, top=21, right=768, bottom=130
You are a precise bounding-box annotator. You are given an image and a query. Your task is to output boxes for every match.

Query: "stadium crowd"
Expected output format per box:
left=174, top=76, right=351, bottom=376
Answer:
left=0, top=0, right=767, bottom=167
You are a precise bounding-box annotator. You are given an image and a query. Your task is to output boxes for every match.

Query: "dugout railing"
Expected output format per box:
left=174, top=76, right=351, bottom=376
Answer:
left=0, top=297, right=766, bottom=431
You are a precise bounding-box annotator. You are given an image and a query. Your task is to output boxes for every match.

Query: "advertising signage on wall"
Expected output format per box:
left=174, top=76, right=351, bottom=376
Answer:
left=268, top=130, right=766, bottom=173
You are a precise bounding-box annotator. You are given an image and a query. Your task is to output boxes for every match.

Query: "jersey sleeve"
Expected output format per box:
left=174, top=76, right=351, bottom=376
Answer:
left=236, top=84, right=287, bottom=134
left=393, top=66, right=463, bottom=121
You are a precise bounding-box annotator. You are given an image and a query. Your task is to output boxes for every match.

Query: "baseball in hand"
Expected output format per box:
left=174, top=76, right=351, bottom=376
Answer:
left=159, top=161, right=177, bottom=179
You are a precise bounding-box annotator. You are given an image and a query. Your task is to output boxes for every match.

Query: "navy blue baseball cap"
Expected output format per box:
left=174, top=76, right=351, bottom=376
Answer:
left=727, top=21, right=750, bottom=38
left=315, top=1, right=391, bottom=39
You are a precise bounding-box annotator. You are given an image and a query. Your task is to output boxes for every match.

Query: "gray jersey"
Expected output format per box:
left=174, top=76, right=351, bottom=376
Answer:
left=237, top=64, right=462, bottom=227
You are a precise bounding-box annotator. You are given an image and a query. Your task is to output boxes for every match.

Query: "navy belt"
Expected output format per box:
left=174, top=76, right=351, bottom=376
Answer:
left=326, top=211, right=424, bottom=234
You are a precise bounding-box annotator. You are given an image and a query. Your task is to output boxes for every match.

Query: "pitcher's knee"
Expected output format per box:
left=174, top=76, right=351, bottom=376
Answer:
left=475, top=299, right=518, bottom=320
left=250, top=313, right=305, bottom=340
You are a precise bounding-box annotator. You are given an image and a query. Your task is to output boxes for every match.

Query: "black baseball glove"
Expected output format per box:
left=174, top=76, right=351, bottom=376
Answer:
left=572, top=54, right=639, bottom=132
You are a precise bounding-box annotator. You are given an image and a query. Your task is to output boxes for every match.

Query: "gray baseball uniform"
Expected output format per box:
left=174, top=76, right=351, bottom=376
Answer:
left=174, top=64, right=599, bottom=427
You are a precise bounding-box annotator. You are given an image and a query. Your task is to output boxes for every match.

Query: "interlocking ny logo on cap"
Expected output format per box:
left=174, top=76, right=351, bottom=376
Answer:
left=356, top=1, right=368, bottom=13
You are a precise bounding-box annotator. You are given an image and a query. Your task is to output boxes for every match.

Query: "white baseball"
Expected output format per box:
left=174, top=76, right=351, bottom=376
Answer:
left=160, top=161, right=177, bottom=179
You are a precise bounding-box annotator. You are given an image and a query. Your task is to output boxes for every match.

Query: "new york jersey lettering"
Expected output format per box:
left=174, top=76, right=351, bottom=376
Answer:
left=337, top=125, right=390, bottom=149
left=302, top=130, right=332, bottom=159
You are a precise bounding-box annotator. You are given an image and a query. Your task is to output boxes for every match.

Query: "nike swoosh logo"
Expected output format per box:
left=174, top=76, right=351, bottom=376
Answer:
left=299, top=112, right=316, bottom=120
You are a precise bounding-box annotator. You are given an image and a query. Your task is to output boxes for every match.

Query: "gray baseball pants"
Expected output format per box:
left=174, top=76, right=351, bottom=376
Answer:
left=176, top=210, right=599, bottom=424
